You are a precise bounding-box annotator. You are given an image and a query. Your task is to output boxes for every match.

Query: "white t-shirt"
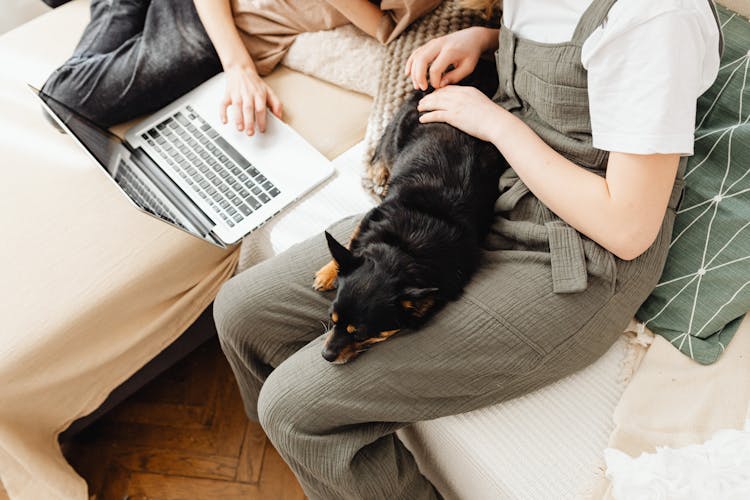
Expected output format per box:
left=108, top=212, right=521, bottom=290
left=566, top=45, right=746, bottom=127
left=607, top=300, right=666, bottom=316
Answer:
left=502, top=0, right=722, bottom=155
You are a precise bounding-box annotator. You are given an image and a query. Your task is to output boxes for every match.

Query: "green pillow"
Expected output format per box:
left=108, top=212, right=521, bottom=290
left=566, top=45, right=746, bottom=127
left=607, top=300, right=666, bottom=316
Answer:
left=636, top=5, right=750, bottom=365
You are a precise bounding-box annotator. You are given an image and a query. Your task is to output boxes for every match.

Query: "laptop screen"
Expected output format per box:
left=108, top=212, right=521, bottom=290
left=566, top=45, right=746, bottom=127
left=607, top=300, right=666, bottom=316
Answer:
left=36, top=88, right=124, bottom=174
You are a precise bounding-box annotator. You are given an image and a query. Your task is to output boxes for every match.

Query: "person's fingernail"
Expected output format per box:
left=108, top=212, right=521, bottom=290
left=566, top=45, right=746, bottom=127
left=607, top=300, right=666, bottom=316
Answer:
left=237, top=124, right=242, bottom=131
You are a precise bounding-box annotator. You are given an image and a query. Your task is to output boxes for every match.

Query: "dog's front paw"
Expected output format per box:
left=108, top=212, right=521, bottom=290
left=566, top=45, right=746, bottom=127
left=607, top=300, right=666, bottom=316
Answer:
left=313, top=260, right=339, bottom=291
left=370, top=158, right=390, bottom=187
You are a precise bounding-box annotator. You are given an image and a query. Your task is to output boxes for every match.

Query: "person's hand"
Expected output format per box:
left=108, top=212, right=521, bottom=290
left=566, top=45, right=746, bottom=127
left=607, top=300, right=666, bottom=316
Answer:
left=221, top=63, right=282, bottom=136
left=417, top=85, right=507, bottom=143
left=404, top=27, right=495, bottom=90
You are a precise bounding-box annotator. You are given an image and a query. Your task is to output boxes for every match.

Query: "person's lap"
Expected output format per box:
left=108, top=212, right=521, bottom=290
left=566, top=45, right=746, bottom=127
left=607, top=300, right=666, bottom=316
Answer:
left=216, top=210, right=625, bottom=424
left=42, top=0, right=221, bottom=126
left=213, top=209, right=631, bottom=498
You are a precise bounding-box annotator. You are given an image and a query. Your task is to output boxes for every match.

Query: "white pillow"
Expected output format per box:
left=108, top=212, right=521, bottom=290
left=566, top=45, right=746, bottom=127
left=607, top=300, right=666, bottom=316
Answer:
left=282, top=25, right=385, bottom=97
left=605, top=420, right=750, bottom=500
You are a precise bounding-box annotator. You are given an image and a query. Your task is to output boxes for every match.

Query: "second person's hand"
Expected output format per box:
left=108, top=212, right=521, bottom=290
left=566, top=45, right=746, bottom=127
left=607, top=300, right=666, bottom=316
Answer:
left=221, top=63, right=283, bottom=136
left=404, top=27, right=499, bottom=90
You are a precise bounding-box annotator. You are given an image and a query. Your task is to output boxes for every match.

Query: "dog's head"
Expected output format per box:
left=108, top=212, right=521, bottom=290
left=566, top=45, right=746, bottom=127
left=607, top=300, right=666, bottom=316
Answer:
left=321, top=232, right=439, bottom=364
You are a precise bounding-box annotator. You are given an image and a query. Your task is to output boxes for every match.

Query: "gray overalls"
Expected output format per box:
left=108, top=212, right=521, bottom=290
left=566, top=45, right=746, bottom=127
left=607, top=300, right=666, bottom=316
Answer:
left=212, top=0, right=717, bottom=498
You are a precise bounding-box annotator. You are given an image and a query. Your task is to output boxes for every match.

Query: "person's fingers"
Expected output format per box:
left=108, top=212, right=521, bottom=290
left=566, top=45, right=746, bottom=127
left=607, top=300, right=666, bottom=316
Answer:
left=220, top=94, right=231, bottom=124
left=417, top=90, right=446, bottom=111
left=255, top=94, right=267, bottom=134
left=405, top=50, right=416, bottom=76
left=242, top=97, right=254, bottom=135
left=412, top=54, right=431, bottom=90
left=267, top=87, right=283, bottom=118
left=412, top=43, right=440, bottom=90
left=233, top=95, right=244, bottom=131
left=439, top=60, right=475, bottom=87
left=428, top=52, right=454, bottom=89
left=418, top=110, right=447, bottom=124
left=417, top=95, right=432, bottom=112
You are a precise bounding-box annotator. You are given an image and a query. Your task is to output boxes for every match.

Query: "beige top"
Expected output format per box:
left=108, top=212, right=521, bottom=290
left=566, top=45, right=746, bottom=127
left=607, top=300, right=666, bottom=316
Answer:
left=232, top=0, right=442, bottom=74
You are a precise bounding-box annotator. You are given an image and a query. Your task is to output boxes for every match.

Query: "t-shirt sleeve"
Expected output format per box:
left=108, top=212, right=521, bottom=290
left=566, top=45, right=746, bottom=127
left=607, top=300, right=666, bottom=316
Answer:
left=375, top=0, right=442, bottom=44
left=581, top=1, right=721, bottom=156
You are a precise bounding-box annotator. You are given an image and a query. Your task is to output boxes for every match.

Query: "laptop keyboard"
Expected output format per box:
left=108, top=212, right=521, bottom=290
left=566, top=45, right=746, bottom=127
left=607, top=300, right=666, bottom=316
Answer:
left=115, top=159, right=190, bottom=230
left=141, top=105, right=280, bottom=228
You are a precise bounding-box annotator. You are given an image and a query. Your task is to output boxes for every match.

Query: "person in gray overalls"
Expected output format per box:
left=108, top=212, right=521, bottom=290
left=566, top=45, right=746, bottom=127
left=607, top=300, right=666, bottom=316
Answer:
left=213, top=0, right=724, bottom=498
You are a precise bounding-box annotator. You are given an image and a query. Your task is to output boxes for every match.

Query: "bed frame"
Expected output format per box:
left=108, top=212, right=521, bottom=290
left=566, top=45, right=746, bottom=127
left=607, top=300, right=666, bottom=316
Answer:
left=58, top=304, right=217, bottom=441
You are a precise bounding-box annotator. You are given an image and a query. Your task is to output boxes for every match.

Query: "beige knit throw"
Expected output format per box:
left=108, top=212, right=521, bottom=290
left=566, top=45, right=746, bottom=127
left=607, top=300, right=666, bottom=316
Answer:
left=361, top=0, right=498, bottom=198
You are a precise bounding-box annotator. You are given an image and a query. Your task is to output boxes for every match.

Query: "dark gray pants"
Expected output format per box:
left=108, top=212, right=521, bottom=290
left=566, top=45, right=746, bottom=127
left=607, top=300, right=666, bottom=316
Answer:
left=213, top=175, right=675, bottom=499
left=42, top=0, right=221, bottom=127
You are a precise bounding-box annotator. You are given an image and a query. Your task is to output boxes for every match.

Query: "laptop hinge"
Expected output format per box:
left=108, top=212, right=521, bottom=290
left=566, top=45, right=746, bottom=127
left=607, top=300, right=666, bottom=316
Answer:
left=129, top=148, right=217, bottom=238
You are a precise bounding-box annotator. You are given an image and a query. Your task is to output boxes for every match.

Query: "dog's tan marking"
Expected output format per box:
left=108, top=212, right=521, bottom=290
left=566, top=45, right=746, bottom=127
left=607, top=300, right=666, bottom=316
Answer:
left=313, top=260, right=339, bottom=291
left=331, top=311, right=339, bottom=323
left=379, top=329, right=400, bottom=339
left=401, top=298, right=435, bottom=318
left=346, top=324, right=357, bottom=334
left=329, top=329, right=402, bottom=364
left=333, top=344, right=357, bottom=364
left=367, top=157, right=391, bottom=198
left=313, top=221, right=363, bottom=291
left=350, top=221, right=362, bottom=241
left=360, top=329, right=400, bottom=346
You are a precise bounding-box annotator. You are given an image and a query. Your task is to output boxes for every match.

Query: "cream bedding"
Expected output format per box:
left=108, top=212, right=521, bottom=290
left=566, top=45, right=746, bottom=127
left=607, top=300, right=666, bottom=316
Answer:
left=0, top=2, right=371, bottom=499
left=0, top=4, right=237, bottom=499
left=3, top=2, right=749, bottom=499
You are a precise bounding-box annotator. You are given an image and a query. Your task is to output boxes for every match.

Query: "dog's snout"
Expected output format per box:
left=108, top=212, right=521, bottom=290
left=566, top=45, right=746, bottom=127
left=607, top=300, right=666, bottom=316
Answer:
left=321, top=347, right=339, bottom=363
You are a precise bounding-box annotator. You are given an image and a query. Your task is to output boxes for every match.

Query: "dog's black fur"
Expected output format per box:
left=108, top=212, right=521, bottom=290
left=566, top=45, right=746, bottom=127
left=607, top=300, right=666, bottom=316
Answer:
left=316, top=61, right=508, bottom=364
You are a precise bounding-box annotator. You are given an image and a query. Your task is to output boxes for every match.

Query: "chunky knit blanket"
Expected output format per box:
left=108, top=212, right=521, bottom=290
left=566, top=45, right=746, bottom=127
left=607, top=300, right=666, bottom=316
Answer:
left=362, top=0, right=497, bottom=197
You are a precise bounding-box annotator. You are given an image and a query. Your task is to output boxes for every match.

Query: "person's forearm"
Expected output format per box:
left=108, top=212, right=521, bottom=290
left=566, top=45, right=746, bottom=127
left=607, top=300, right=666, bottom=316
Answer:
left=487, top=111, right=669, bottom=260
left=474, top=27, right=500, bottom=53
left=194, top=0, right=255, bottom=71
left=323, top=0, right=383, bottom=38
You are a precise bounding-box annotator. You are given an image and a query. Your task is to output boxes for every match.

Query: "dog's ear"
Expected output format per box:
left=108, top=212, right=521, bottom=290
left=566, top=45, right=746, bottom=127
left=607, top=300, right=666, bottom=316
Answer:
left=325, top=231, right=362, bottom=275
left=400, top=287, right=439, bottom=319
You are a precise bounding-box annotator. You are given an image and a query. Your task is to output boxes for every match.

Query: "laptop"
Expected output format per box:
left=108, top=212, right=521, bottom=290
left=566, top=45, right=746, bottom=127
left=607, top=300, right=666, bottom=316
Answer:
left=32, top=73, right=334, bottom=248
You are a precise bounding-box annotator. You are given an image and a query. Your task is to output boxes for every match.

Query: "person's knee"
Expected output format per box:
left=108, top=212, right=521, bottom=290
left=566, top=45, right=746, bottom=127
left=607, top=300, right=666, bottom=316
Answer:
left=213, top=276, right=261, bottom=350
left=256, top=363, right=331, bottom=450
left=41, top=62, right=114, bottom=126
left=256, top=369, right=309, bottom=447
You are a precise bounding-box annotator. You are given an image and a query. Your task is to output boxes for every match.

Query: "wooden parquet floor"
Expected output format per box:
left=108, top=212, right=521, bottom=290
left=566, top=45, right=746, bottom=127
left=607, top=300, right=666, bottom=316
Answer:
left=61, top=338, right=306, bottom=500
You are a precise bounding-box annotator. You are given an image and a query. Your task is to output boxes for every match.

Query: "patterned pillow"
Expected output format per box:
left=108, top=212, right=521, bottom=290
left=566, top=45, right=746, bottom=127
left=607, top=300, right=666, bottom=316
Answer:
left=636, top=5, right=750, bottom=365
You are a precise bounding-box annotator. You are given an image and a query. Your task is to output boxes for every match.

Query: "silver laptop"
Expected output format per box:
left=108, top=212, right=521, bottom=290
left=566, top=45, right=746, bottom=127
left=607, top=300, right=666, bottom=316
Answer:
left=33, top=73, right=333, bottom=248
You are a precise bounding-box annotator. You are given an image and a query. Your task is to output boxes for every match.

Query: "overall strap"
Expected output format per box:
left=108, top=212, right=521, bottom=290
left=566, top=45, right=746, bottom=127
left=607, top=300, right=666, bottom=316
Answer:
left=707, top=0, right=725, bottom=57
left=571, top=0, right=618, bottom=44
left=572, top=0, right=723, bottom=56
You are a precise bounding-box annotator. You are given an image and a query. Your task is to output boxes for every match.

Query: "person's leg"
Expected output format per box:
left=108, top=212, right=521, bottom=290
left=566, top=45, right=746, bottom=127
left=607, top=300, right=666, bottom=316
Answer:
left=213, top=215, right=361, bottom=421
left=71, top=0, right=151, bottom=59
left=42, top=0, right=220, bottom=126
left=214, top=217, right=628, bottom=499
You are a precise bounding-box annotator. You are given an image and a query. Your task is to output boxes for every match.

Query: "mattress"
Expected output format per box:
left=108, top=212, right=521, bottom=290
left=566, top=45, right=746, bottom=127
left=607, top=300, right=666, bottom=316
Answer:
left=0, top=3, right=372, bottom=499
left=397, top=335, right=633, bottom=500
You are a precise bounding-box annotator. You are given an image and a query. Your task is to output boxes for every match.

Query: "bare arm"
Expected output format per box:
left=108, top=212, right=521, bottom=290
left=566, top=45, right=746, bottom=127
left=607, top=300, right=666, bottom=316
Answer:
left=194, top=0, right=252, bottom=71
left=417, top=87, right=679, bottom=260
left=323, top=0, right=383, bottom=38
left=488, top=111, right=679, bottom=260
left=405, top=27, right=499, bottom=89
left=193, top=0, right=282, bottom=135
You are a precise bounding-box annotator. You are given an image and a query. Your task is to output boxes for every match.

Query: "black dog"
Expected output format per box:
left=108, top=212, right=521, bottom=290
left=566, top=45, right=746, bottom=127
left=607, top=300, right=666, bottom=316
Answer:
left=314, top=63, right=507, bottom=364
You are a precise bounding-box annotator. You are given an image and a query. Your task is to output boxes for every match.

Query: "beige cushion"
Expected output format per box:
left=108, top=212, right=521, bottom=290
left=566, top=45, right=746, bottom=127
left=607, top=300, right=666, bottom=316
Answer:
left=0, top=2, right=371, bottom=499
left=718, top=0, right=750, bottom=18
